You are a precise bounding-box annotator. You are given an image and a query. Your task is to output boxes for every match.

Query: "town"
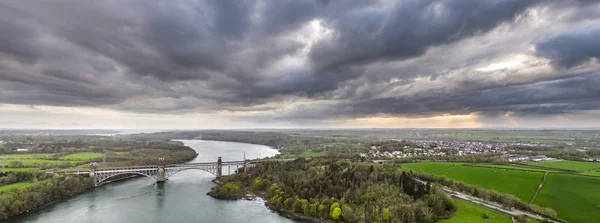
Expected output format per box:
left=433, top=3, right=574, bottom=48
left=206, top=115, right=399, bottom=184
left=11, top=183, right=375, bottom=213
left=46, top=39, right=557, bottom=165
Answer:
left=363, top=139, right=552, bottom=161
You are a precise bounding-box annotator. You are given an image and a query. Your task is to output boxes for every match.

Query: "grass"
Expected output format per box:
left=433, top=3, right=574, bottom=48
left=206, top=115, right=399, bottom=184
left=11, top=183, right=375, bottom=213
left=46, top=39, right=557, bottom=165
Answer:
left=467, top=164, right=551, bottom=173
left=403, top=163, right=543, bottom=202
left=525, top=160, right=600, bottom=172
left=0, top=152, right=102, bottom=168
left=59, top=152, right=103, bottom=161
left=279, top=151, right=327, bottom=159
left=0, top=167, right=39, bottom=172
left=438, top=198, right=511, bottom=223
left=535, top=173, right=600, bottom=223
left=8, top=159, right=79, bottom=165
left=579, top=171, right=600, bottom=177
left=401, top=162, right=463, bottom=173
left=0, top=182, right=33, bottom=192
left=2, top=154, right=55, bottom=159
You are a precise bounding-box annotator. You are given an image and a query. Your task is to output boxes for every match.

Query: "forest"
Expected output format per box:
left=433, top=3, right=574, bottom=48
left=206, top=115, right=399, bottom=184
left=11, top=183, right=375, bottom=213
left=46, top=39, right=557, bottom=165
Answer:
left=212, top=157, right=457, bottom=223
left=0, top=173, right=91, bottom=221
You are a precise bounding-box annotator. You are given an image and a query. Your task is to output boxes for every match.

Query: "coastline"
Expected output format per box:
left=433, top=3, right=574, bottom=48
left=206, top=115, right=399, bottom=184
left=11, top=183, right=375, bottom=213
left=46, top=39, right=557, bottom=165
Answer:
left=208, top=179, right=332, bottom=223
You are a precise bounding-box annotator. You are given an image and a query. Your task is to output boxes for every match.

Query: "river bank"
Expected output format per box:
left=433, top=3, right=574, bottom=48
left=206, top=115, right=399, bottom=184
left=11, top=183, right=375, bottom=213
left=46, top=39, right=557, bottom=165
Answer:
left=7, top=139, right=296, bottom=223
left=208, top=178, right=332, bottom=223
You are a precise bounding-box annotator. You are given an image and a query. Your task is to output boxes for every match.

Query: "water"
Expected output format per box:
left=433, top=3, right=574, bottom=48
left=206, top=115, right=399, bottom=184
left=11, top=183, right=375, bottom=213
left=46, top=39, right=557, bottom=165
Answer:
left=89, top=129, right=161, bottom=137
left=10, top=140, right=299, bottom=223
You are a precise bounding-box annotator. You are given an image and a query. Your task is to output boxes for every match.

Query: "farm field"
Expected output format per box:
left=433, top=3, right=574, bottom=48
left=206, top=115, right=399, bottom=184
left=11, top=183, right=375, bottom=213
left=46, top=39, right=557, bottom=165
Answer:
left=8, top=159, right=78, bottom=166
left=0, top=167, right=39, bottom=172
left=534, top=173, right=600, bottom=223
left=467, top=164, right=550, bottom=173
left=59, top=152, right=103, bottom=161
left=2, top=153, right=55, bottom=160
left=0, top=182, right=32, bottom=192
left=437, top=198, right=511, bottom=223
left=403, top=163, right=543, bottom=202
left=1, top=152, right=104, bottom=169
left=579, top=171, right=600, bottom=177
left=278, top=151, right=327, bottom=159
left=525, top=160, right=600, bottom=172
left=401, top=162, right=464, bottom=173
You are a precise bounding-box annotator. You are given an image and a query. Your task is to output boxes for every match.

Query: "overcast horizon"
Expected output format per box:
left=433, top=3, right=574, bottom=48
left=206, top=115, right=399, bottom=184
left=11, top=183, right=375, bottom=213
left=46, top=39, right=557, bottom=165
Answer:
left=1, top=0, right=600, bottom=129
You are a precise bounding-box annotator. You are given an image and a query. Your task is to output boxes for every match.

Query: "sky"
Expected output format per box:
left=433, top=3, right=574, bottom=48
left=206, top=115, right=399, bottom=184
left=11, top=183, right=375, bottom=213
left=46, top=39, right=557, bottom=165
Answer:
left=0, top=0, right=599, bottom=129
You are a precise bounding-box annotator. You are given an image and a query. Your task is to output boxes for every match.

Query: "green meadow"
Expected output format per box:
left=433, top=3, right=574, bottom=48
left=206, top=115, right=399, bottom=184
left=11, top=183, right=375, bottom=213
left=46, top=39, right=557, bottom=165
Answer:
left=526, top=160, right=600, bottom=172
left=438, top=198, right=511, bottom=223
left=535, top=173, right=600, bottom=223
left=401, top=162, right=463, bottom=173
left=278, top=150, right=327, bottom=159
left=2, top=154, right=55, bottom=160
left=402, top=162, right=543, bottom=202
left=0, top=182, right=32, bottom=192
left=59, top=152, right=103, bottom=161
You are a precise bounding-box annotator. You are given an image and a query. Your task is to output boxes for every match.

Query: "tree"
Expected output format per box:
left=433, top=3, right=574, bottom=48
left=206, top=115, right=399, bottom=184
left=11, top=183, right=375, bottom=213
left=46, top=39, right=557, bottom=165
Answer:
left=331, top=207, right=342, bottom=220
left=330, top=202, right=340, bottom=217
left=309, top=202, right=318, bottom=216
left=342, top=204, right=355, bottom=222
left=382, top=208, right=391, bottom=222
left=481, top=213, right=489, bottom=219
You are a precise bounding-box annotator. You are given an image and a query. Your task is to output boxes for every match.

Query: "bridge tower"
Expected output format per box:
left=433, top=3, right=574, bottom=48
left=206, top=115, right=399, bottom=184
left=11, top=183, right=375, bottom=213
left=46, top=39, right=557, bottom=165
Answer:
left=89, top=162, right=98, bottom=186
left=217, top=157, right=222, bottom=177
left=157, top=158, right=166, bottom=182
left=243, top=151, right=248, bottom=173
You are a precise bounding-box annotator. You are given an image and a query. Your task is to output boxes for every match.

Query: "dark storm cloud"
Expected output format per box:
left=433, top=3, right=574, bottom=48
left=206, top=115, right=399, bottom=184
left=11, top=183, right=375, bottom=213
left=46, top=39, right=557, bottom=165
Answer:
left=0, top=0, right=599, bottom=123
left=309, top=0, right=540, bottom=70
left=272, top=71, right=600, bottom=121
left=535, top=27, right=600, bottom=68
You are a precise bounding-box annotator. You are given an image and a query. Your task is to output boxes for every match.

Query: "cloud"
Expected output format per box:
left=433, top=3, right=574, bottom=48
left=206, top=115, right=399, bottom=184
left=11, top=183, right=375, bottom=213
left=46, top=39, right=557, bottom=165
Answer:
left=0, top=0, right=599, bottom=128
left=535, top=26, right=600, bottom=68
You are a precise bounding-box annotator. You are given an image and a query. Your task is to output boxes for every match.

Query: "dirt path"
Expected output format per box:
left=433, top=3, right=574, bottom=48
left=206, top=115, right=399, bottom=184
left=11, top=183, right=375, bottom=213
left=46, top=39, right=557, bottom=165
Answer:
left=530, top=172, right=549, bottom=204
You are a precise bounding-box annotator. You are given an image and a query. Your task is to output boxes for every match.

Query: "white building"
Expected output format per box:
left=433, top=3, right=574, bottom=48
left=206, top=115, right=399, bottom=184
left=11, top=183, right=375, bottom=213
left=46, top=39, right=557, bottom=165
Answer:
left=529, top=155, right=548, bottom=162
left=507, top=155, right=528, bottom=162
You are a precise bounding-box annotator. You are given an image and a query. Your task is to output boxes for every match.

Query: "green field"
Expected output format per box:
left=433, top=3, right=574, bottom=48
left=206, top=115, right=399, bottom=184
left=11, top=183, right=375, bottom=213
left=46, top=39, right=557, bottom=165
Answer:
left=579, top=171, right=600, bottom=177
left=279, top=151, right=327, bottom=159
left=0, top=167, right=39, bottom=172
left=535, top=173, right=600, bottom=223
left=59, top=152, right=103, bottom=161
left=401, top=162, right=463, bottom=173
left=467, top=164, right=550, bottom=173
left=1, top=152, right=103, bottom=168
left=8, top=159, right=78, bottom=166
left=526, top=160, right=600, bottom=172
left=0, top=182, right=32, bottom=192
left=2, top=153, right=55, bottom=159
left=403, top=163, right=543, bottom=201
left=438, top=199, right=511, bottom=223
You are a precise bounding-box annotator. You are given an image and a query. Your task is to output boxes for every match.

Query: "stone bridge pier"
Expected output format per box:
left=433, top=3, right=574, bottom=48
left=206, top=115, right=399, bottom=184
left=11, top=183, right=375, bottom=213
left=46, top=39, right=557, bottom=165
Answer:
left=157, top=158, right=166, bottom=182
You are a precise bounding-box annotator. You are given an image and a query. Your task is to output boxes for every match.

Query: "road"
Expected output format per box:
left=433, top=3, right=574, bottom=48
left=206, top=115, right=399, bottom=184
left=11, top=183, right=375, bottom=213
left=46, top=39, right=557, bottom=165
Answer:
left=413, top=178, right=559, bottom=223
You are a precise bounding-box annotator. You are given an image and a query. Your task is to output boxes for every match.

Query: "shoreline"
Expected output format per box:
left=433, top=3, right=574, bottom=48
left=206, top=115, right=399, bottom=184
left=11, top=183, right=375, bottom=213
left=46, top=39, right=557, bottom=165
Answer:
left=208, top=179, right=331, bottom=223
left=3, top=153, right=199, bottom=222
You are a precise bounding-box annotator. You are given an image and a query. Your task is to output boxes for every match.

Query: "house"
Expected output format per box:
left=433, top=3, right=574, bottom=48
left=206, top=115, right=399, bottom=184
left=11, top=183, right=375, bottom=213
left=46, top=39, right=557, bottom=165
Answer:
left=529, top=155, right=548, bottom=162
left=507, top=155, right=528, bottom=162
left=16, top=148, right=28, bottom=152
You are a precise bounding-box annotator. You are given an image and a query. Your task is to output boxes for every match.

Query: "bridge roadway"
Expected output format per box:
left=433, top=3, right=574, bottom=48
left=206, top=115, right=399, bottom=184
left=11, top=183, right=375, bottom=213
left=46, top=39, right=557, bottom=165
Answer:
left=49, top=157, right=293, bottom=187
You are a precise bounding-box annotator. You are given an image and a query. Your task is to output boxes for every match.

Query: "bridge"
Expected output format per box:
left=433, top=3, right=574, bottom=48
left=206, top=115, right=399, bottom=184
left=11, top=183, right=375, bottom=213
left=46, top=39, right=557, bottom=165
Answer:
left=50, top=157, right=269, bottom=187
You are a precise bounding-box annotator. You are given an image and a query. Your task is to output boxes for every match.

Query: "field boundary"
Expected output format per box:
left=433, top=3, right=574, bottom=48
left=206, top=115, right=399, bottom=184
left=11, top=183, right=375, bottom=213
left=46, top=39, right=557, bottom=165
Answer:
left=463, top=163, right=550, bottom=173
left=530, top=172, right=548, bottom=204
left=512, top=163, right=576, bottom=173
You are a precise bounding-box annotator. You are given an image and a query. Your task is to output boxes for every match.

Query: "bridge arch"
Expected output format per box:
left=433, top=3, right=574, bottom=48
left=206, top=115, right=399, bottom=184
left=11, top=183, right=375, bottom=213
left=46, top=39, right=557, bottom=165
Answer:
left=95, top=172, right=157, bottom=186
left=165, top=167, right=220, bottom=178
